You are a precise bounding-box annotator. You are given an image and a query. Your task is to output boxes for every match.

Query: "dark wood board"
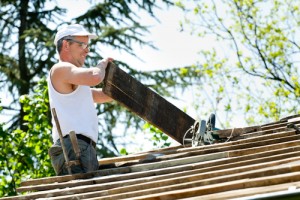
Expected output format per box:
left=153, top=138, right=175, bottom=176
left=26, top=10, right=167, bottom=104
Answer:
left=102, top=62, right=195, bottom=144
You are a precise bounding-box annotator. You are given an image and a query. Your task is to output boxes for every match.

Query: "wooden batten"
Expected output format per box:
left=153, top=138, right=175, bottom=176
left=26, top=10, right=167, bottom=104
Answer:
left=102, top=62, right=195, bottom=144
left=13, top=131, right=300, bottom=199
left=18, top=129, right=296, bottom=189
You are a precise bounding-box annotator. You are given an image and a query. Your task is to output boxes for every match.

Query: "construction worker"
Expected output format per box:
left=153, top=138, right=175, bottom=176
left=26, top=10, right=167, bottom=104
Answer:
left=48, top=24, right=113, bottom=175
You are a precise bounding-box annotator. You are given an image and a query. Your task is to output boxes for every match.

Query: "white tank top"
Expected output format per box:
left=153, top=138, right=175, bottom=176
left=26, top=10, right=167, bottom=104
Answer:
left=47, top=71, right=98, bottom=143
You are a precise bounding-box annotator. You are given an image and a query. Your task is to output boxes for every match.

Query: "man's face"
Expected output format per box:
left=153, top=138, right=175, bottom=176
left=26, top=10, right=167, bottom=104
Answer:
left=67, top=36, right=89, bottom=67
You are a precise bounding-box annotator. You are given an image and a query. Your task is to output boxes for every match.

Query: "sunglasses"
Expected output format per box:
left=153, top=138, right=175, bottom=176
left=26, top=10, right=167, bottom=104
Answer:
left=65, top=37, right=89, bottom=50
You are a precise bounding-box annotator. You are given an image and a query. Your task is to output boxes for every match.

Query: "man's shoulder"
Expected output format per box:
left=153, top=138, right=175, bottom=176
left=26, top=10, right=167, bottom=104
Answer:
left=52, top=61, right=75, bottom=69
left=50, top=62, right=76, bottom=79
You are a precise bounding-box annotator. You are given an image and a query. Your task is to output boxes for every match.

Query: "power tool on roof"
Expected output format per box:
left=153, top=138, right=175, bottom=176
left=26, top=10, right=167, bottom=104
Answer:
left=183, top=113, right=221, bottom=147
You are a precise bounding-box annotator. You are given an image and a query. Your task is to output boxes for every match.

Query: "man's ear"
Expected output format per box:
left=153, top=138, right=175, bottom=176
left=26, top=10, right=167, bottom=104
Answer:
left=62, top=40, right=70, bottom=51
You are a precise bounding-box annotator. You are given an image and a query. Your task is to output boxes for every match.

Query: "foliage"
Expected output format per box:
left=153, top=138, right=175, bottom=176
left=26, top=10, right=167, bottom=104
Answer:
left=120, top=148, right=129, bottom=156
left=143, top=122, right=171, bottom=148
left=0, top=79, right=54, bottom=197
left=177, top=0, right=300, bottom=127
left=0, top=0, right=63, bottom=130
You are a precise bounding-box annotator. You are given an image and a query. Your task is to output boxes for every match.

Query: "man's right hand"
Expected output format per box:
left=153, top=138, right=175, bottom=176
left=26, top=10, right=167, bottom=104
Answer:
left=95, top=58, right=114, bottom=82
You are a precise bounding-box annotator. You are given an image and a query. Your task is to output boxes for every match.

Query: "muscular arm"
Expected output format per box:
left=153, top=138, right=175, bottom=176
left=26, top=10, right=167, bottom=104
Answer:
left=50, top=62, right=105, bottom=94
left=91, top=88, right=113, bottom=103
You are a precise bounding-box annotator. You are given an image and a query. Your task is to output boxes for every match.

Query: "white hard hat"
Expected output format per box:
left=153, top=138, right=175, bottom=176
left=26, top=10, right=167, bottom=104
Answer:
left=54, top=24, right=97, bottom=46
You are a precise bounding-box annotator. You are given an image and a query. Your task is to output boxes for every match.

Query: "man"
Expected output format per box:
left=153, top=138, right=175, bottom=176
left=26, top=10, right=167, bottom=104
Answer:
left=48, top=24, right=113, bottom=175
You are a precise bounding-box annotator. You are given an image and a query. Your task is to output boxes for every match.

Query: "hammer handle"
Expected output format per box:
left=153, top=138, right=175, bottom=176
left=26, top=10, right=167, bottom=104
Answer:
left=52, top=108, right=72, bottom=174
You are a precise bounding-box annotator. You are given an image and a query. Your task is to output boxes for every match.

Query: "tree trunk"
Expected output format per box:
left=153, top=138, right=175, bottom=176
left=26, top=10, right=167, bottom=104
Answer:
left=18, top=0, right=30, bottom=130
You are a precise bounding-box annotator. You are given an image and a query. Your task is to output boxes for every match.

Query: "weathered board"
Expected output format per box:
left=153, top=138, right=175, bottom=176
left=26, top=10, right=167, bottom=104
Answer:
left=102, top=62, right=195, bottom=144
left=9, top=115, right=300, bottom=200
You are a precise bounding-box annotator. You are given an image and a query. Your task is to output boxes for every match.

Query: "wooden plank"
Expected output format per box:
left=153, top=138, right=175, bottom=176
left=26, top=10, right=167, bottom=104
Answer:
left=140, top=133, right=296, bottom=161
left=19, top=130, right=296, bottom=188
left=15, top=149, right=300, bottom=199
left=127, top=172, right=300, bottom=200
left=231, top=126, right=294, bottom=141
left=228, top=140, right=300, bottom=157
left=261, top=119, right=300, bottom=131
left=19, top=152, right=227, bottom=188
left=12, top=114, right=300, bottom=200
left=16, top=151, right=300, bottom=195
left=280, top=114, right=300, bottom=122
left=106, top=129, right=297, bottom=168
left=98, top=145, right=185, bottom=166
left=210, top=114, right=300, bottom=139
left=178, top=129, right=296, bottom=152
left=85, top=160, right=300, bottom=200
left=155, top=134, right=300, bottom=161
left=17, top=142, right=300, bottom=193
left=189, top=181, right=300, bottom=200
left=14, top=152, right=300, bottom=200
left=17, top=137, right=300, bottom=194
left=288, top=117, right=300, bottom=123
left=215, top=126, right=262, bottom=139
left=213, top=121, right=299, bottom=139
left=102, top=62, right=195, bottom=144
left=17, top=128, right=297, bottom=187
left=99, top=129, right=297, bottom=168
left=217, top=126, right=289, bottom=140
left=102, top=132, right=300, bottom=168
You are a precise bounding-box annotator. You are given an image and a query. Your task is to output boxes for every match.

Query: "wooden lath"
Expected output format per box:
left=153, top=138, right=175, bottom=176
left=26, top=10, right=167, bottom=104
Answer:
left=17, top=128, right=298, bottom=188
left=196, top=182, right=300, bottom=200
left=17, top=150, right=300, bottom=195
left=102, top=62, right=195, bottom=144
left=3, top=116, right=300, bottom=200
left=125, top=172, right=300, bottom=200
left=15, top=150, right=300, bottom=199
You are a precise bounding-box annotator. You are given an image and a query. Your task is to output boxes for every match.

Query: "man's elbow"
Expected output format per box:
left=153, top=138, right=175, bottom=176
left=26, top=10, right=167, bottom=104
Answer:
left=90, top=73, right=105, bottom=86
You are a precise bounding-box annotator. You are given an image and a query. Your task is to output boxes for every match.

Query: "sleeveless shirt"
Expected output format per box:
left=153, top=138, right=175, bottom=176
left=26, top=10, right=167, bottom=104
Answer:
left=47, top=69, right=98, bottom=143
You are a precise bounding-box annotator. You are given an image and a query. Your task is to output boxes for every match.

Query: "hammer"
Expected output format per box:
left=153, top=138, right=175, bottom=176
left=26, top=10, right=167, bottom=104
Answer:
left=52, top=108, right=82, bottom=174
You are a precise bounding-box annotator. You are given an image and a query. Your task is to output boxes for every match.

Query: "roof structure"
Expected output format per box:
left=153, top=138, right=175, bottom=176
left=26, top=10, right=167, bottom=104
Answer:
left=2, top=114, right=300, bottom=199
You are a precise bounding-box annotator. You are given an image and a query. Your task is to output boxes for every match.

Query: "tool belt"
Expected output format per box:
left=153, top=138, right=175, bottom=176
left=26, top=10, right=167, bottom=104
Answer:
left=64, top=134, right=96, bottom=148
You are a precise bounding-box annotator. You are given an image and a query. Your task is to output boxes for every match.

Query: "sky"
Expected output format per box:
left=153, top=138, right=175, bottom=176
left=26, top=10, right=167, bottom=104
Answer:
left=1, top=1, right=200, bottom=116
left=55, top=1, right=201, bottom=71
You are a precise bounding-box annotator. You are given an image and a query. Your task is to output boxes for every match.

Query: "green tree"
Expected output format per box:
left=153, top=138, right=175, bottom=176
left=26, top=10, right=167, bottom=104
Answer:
left=0, top=79, right=54, bottom=196
left=143, top=122, right=171, bottom=148
left=177, top=0, right=300, bottom=127
left=0, top=0, right=61, bottom=130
